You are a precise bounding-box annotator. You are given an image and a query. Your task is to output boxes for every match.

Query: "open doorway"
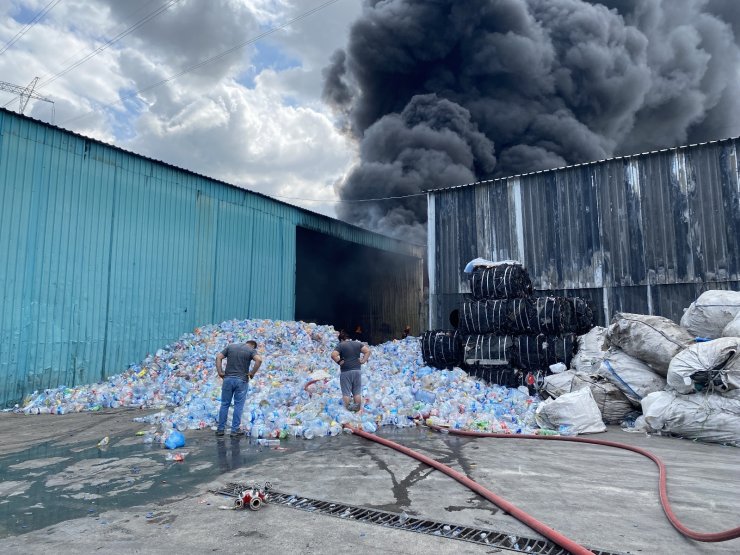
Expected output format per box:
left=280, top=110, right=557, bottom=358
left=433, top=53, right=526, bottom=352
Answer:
left=295, top=226, right=421, bottom=344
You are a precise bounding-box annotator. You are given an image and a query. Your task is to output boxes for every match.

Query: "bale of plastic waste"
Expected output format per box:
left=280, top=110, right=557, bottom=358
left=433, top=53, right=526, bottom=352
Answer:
left=468, top=264, right=532, bottom=300
left=459, top=299, right=523, bottom=335
left=523, top=297, right=577, bottom=335
left=596, top=348, right=667, bottom=406
left=568, top=297, right=596, bottom=334
left=542, top=370, right=633, bottom=424
left=570, top=373, right=634, bottom=425
left=723, top=312, right=740, bottom=338
left=535, top=387, right=606, bottom=434
left=420, top=329, right=463, bottom=368
left=570, top=327, right=607, bottom=374
left=667, top=337, right=740, bottom=394
left=515, top=334, right=576, bottom=371
left=680, top=290, right=740, bottom=339
left=462, top=334, right=515, bottom=366
left=467, top=366, right=523, bottom=388
left=542, top=369, right=578, bottom=398
left=641, top=390, right=740, bottom=445
left=607, top=312, right=693, bottom=376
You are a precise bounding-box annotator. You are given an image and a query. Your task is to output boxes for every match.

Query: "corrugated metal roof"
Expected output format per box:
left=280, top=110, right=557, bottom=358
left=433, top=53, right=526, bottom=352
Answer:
left=0, top=107, right=421, bottom=253
left=429, top=136, right=740, bottom=194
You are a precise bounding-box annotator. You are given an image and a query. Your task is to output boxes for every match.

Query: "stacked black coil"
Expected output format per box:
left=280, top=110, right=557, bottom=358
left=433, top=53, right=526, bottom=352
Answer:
left=458, top=263, right=593, bottom=389
left=421, top=329, right=463, bottom=369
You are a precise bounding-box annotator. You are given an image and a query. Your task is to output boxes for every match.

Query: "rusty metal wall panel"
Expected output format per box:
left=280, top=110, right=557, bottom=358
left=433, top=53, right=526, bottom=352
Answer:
left=430, top=139, right=740, bottom=329
left=0, top=109, right=423, bottom=406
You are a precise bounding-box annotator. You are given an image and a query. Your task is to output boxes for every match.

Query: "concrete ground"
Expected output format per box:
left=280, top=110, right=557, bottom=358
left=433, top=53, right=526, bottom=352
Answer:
left=0, top=409, right=738, bottom=554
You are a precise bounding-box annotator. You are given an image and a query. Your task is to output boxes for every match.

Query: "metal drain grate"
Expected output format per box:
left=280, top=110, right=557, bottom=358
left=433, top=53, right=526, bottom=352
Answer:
left=213, top=482, right=625, bottom=555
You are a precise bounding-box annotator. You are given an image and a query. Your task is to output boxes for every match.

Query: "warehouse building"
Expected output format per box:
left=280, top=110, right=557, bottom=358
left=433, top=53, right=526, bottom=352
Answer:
left=428, top=138, right=740, bottom=330
left=0, top=109, right=424, bottom=407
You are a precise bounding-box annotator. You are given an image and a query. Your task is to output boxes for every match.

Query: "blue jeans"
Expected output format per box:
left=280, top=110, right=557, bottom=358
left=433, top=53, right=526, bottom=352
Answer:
left=217, top=377, right=248, bottom=433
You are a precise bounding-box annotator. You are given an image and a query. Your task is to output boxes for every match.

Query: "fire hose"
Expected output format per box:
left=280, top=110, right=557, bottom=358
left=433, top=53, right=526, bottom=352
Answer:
left=347, top=424, right=740, bottom=554
left=348, top=425, right=595, bottom=555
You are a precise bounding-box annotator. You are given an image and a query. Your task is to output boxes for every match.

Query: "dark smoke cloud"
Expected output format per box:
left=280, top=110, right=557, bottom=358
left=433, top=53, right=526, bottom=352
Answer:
left=323, top=0, right=740, bottom=240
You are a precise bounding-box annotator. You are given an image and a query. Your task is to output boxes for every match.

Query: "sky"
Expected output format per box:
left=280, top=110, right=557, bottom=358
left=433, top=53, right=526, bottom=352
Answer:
left=0, top=0, right=363, bottom=218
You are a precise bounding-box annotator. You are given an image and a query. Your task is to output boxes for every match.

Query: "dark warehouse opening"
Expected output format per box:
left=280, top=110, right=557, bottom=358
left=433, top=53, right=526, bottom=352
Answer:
left=295, top=226, right=421, bottom=345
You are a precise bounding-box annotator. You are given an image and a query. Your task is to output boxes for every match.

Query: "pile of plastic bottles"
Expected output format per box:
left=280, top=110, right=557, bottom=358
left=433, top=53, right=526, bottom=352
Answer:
left=19, top=319, right=541, bottom=444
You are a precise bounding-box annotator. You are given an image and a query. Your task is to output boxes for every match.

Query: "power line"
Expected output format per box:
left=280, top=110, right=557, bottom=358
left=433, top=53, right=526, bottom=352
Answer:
left=37, top=0, right=184, bottom=90
left=0, top=0, right=63, bottom=55
left=60, top=0, right=343, bottom=127
left=268, top=191, right=428, bottom=203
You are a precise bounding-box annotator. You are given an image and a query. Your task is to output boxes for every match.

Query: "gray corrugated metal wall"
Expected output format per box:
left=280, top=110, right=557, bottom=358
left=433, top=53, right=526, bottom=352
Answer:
left=429, top=139, right=740, bottom=329
left=0, top=109, right=423, bottom=407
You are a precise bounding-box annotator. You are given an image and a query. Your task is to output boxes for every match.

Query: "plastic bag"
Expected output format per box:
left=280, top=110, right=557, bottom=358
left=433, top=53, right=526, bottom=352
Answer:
left=681, top=290, right=740, bottom=339
left=535, top=387, right=606, bottom=434
left=607, top=313, right=693, bottom=376
left=164, top=430, right=186, bottom=450
left=641, top=390, right=740, bottom=445
left=667, top=338, right=740, bottom=394
left=570, top=374, right=633, bottom=425
left=596, top=349, right=666, bottom=406
left=542, top=370, right=577, bottom=398
left=570, top=327, right=607, bottom=374
left=723, top=312, right=740, bottom=338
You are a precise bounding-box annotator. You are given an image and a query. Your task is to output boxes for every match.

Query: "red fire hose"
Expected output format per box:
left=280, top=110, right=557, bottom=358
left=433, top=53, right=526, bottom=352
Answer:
left=427, top=425, right=740, bottom=543
left=348, top=425, right=595, bottom=555
left=347, top=424, right=740, bottom=552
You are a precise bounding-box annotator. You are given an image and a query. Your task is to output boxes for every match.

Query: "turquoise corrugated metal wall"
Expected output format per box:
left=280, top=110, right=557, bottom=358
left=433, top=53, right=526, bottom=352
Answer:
left=0, top=109, right=423, bottom=407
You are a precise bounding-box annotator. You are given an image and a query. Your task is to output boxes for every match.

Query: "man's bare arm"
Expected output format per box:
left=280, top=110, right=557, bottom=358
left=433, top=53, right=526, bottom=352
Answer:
left=249, top=355, right=263, bottom=379
left=216, top=353, right=225, bottom=378
left=360, top=345, right=371, bottom=364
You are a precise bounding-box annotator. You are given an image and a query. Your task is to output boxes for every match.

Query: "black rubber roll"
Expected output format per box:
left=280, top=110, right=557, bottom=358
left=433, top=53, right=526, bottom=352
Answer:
left=568, top=297, right=595, bottom=334
left=522, top=297, right=577, bottom=335
left=462, top=334, right=515, bottom=366
left=514, top=333, right=576, bottom=371
left=468, top=365, right=524, bottom=388
left=459, top=299, right=526, bottom=335
left=469, top=264, right=533, bottom=300
left=420, top=329, right=463, bottom=369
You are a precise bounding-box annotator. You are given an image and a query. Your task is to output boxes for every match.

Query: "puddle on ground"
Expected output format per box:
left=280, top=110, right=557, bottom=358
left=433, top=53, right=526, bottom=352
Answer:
left=0, top=426, right=472, bottom=538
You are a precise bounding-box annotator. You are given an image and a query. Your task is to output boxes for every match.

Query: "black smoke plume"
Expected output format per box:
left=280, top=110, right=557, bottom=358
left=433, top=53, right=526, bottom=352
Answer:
left=323, top=0, right=740, bottom=242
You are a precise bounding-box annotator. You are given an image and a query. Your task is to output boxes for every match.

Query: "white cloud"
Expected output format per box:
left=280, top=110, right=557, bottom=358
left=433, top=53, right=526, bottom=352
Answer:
left=0, top=0, right=362, bottom=217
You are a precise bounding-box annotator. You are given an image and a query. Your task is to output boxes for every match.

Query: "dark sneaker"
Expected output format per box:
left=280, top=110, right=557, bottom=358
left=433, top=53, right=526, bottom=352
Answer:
left=230, top=432, right=242, bottom=439
left=348, top=403, right=360, bottom=412
left=215, top=430, right=225, bottom=437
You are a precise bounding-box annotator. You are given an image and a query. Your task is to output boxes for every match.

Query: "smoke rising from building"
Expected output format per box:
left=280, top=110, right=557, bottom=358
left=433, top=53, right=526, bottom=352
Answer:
left=323, top=0, right=740, bottom=242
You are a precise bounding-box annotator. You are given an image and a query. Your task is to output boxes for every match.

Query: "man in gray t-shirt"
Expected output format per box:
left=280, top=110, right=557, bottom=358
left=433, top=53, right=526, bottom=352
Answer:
left=331, top=331, right=371, bottom=412
left=215, top=340, right=263, bottom=438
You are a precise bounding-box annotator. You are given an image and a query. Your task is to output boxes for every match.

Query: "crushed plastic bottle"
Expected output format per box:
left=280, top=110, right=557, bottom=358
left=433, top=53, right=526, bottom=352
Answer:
left=19, top=318, right=542, bottom=442
left=97, top=436, right=109, bottom=448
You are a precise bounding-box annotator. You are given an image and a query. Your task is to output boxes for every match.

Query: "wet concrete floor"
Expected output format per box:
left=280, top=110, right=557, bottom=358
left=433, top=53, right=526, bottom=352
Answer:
left=0, top=410, right=738, bottom=554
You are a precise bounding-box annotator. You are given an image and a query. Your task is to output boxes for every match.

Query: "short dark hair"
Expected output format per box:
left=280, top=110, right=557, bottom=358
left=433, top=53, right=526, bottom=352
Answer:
left=246, top=340, right=257, bottom=348
left=338, top=330, right=348, bottom=341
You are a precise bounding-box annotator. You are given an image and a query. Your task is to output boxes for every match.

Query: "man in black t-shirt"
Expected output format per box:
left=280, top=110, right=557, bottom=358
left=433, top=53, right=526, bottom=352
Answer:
left=215, top=340, right=263, bottom=438
left=331, top=331, right=371, bottom=412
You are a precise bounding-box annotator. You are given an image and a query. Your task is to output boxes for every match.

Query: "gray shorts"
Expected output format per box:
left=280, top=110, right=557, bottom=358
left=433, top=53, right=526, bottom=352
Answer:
left=340, top=370, right=362, bottom=397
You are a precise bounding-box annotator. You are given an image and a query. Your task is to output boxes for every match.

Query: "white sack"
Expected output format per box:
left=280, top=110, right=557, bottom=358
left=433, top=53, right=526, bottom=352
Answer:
left=607, top=313, right=693, bottom=376
left=570, top=327, right=607, bottom=374
left=596, top=349, right=667, bottom=406
left=570, top=374, right=634, bottom=425
left=542, top=370, right=577, bottom=398
left=723, top=312, right=740, bottom=338
left=535, top=387, right=606, bottom=434
left=641, top=390, right=740, bottom=446
left=681, top=290, right=740, bottom=339
left=667, top=338, right=740, bottom=394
